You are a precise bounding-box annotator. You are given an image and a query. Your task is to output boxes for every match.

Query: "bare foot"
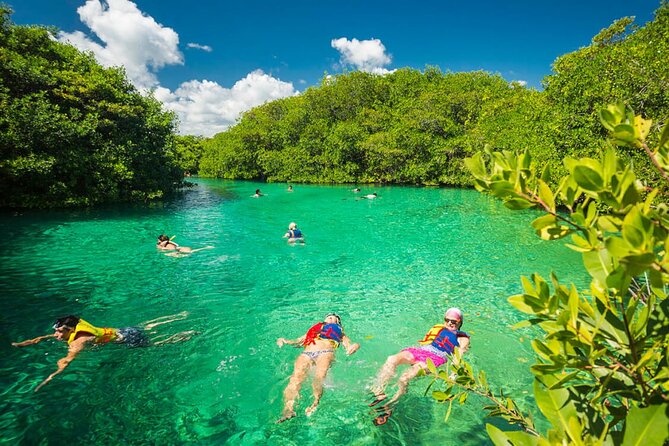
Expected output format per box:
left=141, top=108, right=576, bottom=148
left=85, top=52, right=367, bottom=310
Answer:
left=305, top=403, right=319, bottom=417
left=277, top=411, right=296, bottom=423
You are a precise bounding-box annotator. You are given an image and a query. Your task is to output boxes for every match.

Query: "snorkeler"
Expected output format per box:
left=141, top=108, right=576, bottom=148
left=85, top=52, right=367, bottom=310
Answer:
left=276, top=313, right=360, bottom=422
left=12, top=313, right=197, bottom=392
left=156, top=235, right=213, bottom=256
left=283, top=222, right=304, bottom=244
left=368, top=307, right=470, bottom=425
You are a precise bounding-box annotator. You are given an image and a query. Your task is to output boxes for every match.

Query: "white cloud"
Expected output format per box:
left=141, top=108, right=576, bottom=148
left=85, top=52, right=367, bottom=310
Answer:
left=331, top=37, right=393, bottom=74
left=512, top=80, right=528, bottom=87
left=187, top=43, right=213, bottom=52
left=156, top=70, right=298, bottom=137
left=58, top=0, right=183, bottom=90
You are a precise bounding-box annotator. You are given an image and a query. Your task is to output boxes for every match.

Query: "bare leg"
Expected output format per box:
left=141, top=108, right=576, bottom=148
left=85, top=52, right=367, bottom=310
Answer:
left=371, top=351, right=416, bottom=398
left=385, top=363, right=425, bottom=406
left=305, top=352, right=335, bottom=416
left=142, top=311, right=189, bottom=331
left=188, top=246, right=214, bottom=253
left=278, top=354, right=312, bottom=423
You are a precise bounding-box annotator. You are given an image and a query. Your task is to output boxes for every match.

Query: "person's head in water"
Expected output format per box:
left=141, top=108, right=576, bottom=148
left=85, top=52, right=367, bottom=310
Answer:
left=289, top=222, right=297, bottom=230
left=444, top=307, right=463, bottom=329
left=52, top=315, right=80, bottom=340
left=325, top=313, right=341, bottom=325
left=158, top=234, right=170, bottom=242
left=255, top=189, right=261, bottom=194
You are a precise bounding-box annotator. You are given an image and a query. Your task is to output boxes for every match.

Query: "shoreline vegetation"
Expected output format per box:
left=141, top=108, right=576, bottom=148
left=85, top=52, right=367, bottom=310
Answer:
left=1, top=4, right=668, bottom=209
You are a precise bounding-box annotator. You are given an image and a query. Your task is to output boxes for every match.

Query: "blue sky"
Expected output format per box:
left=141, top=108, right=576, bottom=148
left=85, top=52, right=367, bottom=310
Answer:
left=8, top=0, right=663, bottom=136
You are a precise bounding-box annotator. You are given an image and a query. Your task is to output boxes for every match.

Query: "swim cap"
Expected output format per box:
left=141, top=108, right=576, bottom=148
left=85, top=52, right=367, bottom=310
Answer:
left=445, top=308, right=463, bottom=324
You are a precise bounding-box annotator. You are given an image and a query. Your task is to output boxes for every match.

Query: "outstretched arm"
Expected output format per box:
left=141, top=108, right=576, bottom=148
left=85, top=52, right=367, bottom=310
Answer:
left=12, top=334, right=55, bottom=347
left=35, top=337, right=90, bottom=392
left=276, top=335, right=306, bottom=348
left=342, top=335, right=360, bottom=355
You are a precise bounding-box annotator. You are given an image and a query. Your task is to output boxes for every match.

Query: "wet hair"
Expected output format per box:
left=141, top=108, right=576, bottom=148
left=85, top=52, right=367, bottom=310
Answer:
left=158, top=234, right=170, bottom=242
left=325, top=313, right=342, bottom=325
left=53, top=315, right=80, bottom=330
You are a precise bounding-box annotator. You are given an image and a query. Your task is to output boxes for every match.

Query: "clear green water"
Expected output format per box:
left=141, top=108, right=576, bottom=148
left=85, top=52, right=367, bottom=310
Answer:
left=0, top=180, right=589, bottom=445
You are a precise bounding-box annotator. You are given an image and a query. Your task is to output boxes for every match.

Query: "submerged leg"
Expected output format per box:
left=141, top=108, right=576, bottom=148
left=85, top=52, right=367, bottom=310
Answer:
left=278, top=354, right=312, bottom=423
left=305, top=352, right=335, bottom=416
left=370, top=350, right=415, bottom=400
left=152, top=330, right=199, bottom=345
left=385, top=363, right=425, bottom=406
left=142, top=311, right=189, bottom=330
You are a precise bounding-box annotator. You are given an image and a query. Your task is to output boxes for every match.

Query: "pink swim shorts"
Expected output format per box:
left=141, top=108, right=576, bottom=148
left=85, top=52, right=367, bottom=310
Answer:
left=403, top=347, right=446, bottom=367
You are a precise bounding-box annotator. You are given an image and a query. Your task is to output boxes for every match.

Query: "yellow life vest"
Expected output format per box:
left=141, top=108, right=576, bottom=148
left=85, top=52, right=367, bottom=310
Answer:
left=417, top=324, right=445, bottom=345
left=67, top=319, right=117, bottom=345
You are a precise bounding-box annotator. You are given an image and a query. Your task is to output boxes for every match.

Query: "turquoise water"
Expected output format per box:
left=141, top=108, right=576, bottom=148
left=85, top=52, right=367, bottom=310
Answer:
left=0, top=180, right=589, bottom=445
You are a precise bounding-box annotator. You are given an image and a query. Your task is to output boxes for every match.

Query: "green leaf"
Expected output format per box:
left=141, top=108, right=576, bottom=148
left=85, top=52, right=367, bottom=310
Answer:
left=537, top=180, right=555, bottom=211
left=533, top=378, right=581, bottom=442
left=583, top=249, right=613, bottom=285
left=573, top=165, right=604, bottom=192
left=504, top=198, right=536, bottom=210
left=599, top=109, right=616, bottom=131
left=486, top=424, right=540, bottom=446
left=621, top=404, right=669, bottom=446
left=659, top=118, right=669, bottom=149
left=531, top=214, right=557, bottom=231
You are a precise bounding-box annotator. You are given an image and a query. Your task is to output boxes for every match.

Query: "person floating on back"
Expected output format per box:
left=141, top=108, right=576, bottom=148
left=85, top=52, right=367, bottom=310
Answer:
left=276, top=313, right=360, bottom=422
left=368, top=307, right=470, bottom=425
left=12, top=313, right=197, bottom=391
left=156, top=234, right=213, bottom=257
left=283, top=222, right=305, bottom=244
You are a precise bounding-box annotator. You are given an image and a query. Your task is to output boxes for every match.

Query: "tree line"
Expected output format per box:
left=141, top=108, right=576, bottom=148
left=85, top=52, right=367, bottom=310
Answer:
left=0, top=6, right=201, bottom=208
left=1, top=3, right=667, bottom=208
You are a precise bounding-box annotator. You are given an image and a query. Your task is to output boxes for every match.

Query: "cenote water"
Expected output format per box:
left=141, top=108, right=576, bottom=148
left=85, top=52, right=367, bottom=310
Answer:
left=0, top=180, right=590, bottom=445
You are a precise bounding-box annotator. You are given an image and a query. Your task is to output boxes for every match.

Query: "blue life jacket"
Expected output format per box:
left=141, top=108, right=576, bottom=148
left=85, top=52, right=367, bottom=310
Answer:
left=289, top=229, right=303, bottom=238
left=431, top=329, right=468, bottom=354
left=318, top=323, right=343, bottom=342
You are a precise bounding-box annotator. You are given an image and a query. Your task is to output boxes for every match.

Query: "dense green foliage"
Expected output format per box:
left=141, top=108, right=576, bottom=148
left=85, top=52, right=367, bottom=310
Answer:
left=201, top=3, right=669, bottom=189
left=0, top=7, right=182, bottom=208
left=430, top=103, right=669, bottom=445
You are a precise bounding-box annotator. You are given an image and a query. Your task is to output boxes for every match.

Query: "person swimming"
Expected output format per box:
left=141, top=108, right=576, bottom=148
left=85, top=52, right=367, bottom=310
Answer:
left=253, top=189, right=264, bottom=197
left=283, top=222, right=305, bottom=244
left=361, top=192, right=377, bottom=199
left=12, top=312, right=197, bottom=392
left=276, top=313, right=360, bottom=422
left=368, top=307, right=470, bottom=425
left=156, top=235, right=213, bottom=256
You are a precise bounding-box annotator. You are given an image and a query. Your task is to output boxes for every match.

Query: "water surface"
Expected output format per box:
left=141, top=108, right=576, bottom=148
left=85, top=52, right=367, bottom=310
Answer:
left=0, top=180, right=589, bottom=445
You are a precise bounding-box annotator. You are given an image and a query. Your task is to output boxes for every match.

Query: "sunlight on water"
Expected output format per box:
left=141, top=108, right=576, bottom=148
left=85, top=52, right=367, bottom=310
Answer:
left=0, top=180, right=589, bottom=445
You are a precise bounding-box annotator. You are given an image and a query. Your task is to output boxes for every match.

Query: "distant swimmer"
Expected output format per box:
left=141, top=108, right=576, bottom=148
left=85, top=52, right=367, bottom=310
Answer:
left=361, top=192, right=377, bottom=199
left=276, top=313, right=360, bottom=422
left=283, top=222, right=305, bottom=244
left=253, top=189, right=264, bottom=197
left=287, top=185, right=293, bottom=192
left=156, top=235, right=213, bottom=256
left=352, top=188, right=361, bottom=192
left=12, top=313, right=197, bottom=392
